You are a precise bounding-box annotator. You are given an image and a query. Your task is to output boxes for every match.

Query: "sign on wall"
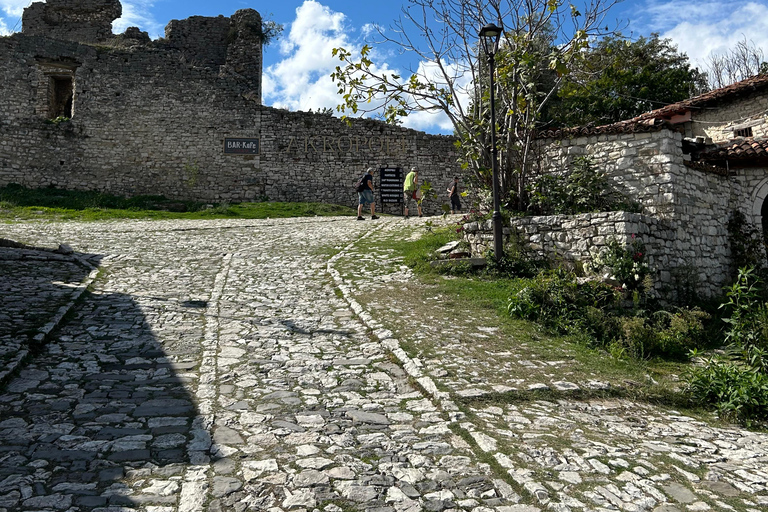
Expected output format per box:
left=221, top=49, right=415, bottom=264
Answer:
left=379, top=167, right=403, bottom=204
left=224, top=138, right=260, bottom=155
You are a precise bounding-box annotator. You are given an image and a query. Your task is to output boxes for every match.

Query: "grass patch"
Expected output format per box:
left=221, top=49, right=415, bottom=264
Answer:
left=336, top=221, right=717, bottom=419
left=0, top=184, right=357, bottom=221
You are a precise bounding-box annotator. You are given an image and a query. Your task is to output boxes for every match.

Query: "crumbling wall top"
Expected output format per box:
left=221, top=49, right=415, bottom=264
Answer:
left=22, top=0, right=122, bottom=43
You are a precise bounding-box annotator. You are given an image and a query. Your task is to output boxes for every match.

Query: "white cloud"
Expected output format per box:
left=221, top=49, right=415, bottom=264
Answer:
left=0, top=16, right=11, bottom=35
left=112, top=0, right=162, bottom=38
left=633, top=0, right=768, bottom=70
left=0, top=0, right=33, bottom=18
left=264, top=0, right=351, bottom=112
left=264, top=0, right=460, bottom=134
left=0, top=0, right=38, bottom=33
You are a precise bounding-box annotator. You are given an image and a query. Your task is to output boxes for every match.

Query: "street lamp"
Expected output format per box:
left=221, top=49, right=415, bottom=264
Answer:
left=479, top=23, right=504, bottom=262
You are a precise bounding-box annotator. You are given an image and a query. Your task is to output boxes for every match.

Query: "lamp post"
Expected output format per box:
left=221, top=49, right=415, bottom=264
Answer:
left=479, top=23, right=504, bottom=261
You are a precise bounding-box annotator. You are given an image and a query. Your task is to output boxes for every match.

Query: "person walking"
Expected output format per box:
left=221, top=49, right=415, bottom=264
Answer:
left=447, top=176, right=462, bottom=214
left=357, top=167, right=379, bottom=220
left=403, top=167, right=422, bottom=218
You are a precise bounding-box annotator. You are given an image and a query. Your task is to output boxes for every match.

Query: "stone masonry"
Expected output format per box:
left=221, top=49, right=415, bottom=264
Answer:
left=2, top=216, right=768, bottom=511
left=533, top=129, right=742, bottom=297
left=0, top=0, right=461, bottom=216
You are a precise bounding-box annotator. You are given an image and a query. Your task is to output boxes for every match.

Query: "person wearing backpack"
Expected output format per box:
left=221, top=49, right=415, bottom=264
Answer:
left=357, top=167, right=379, bottom=220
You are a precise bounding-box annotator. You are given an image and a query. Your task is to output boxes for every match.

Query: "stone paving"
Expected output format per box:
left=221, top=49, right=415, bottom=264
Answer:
left=0, top=217, right=767, bottom=512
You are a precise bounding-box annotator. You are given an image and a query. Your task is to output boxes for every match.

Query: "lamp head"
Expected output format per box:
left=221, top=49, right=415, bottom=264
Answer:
left=479, top=23, right=502, bottom=57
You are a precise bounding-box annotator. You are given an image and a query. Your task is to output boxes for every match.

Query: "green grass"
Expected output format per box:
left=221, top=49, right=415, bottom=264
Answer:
left=338, top=222, right=709, bottom=414
left=0, top=184, right=357, bottom=221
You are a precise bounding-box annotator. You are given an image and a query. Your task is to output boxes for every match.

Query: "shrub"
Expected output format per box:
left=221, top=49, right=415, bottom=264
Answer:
left=685, top=356, right=768, bottom=426
left=509, top=268, right=709, bottom=361
left=527, top=156, right=633, bottom=215
left=590, top=235, right=651, bottom=291
left=727, top=210, right=765, bottom=273
left=684, top=267, right=768, bottom=425
left=508, top=269, right=620, bottom=335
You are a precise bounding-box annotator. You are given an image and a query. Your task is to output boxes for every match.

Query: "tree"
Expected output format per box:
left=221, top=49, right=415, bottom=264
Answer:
left=544, top=34, right=708, bottom=127
left=706, top=37, right=768, bottom=90
left=331, top=0, right=622, bottom=210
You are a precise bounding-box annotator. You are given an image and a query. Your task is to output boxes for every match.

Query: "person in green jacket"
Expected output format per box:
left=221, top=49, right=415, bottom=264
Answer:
left=403, top=167, right=422, bottom=218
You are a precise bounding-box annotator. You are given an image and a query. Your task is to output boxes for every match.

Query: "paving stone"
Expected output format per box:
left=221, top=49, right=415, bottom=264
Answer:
left=1, top=217, right=767, bottom=512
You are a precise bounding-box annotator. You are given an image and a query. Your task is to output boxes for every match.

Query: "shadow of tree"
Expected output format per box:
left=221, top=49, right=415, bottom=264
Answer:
left=0, top=246, right=209, bottom=509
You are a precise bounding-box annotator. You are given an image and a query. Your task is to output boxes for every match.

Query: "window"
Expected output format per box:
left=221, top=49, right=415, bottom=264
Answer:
left=37, top=61, right=77, bottom=120
left=735, top=127, right=753, bottom=138
left=49, top=75, right=74, bottom=119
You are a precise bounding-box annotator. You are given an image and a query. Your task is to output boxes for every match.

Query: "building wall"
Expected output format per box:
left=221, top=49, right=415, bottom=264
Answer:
left=691, top=92, right=768, bottom=142
left=0, top=13, right=461, bottom=215
left=497, top=129, right=763, bottom=298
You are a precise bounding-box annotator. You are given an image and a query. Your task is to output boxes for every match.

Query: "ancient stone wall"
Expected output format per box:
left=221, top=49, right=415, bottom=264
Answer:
left=0, top=23, right=460, bottom=215
left=538, top=130, right=683, bottom=218
left=479, top=129, right=761, bottom=298
left=22, top=0, right=121, bottom=43
left=464, top=212, right=676, bottom=294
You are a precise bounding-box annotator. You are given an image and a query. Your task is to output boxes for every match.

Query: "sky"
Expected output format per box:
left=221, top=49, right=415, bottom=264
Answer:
left=2, top=0, right=768, bottom=134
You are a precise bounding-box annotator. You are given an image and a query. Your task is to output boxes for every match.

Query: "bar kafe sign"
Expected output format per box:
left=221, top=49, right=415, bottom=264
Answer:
left=224, top=138, right=260, bottom=155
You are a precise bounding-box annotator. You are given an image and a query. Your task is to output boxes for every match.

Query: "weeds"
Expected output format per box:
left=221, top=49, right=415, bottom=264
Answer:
left=684, top=267, right=768, bottom=426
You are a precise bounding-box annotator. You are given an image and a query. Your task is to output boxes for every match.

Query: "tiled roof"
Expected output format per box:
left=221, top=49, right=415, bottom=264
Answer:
left=539, top=74, right=768, bottom=138
left=539, top=118, right=671, bottom=139
left=632, top=74, right=768, bottom=122
left=699, top=138, right=768, bottom=163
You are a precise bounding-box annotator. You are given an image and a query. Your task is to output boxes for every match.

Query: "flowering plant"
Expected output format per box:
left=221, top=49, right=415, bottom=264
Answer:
left=589, top=234, right=651, bottom=291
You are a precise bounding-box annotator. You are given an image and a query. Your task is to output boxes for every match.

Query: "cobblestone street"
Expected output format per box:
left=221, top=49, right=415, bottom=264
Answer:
left=1, top=217, right=768, bottom=512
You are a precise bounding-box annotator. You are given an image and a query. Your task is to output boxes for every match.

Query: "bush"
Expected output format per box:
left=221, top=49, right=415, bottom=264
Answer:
left=509, top=269, right=709, bottom=360
left=686, top=356, right=768, bottom=426
left=527, top=157, right=635, bottom=215
left=590, top=235, right=651, bottom=291
left=684, top=266, right=768, bottom=425
left=508, top=269, right=621, bottom=335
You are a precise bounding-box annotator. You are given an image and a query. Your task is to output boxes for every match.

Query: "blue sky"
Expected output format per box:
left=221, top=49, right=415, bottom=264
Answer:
left=2, top=0, right=768, bottom=134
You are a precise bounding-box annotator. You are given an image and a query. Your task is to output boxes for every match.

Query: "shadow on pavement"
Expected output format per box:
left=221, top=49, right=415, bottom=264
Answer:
left=0, top=246, right=208, bottom=510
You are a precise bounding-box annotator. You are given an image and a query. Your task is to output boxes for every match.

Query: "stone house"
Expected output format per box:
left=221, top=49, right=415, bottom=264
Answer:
left=0, top=0, right=460, bottom=215
left=466, top=74, right=768, bottom=298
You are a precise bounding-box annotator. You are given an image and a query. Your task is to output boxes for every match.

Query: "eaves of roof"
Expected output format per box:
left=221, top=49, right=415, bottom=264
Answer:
left=698, top=137, right=768, bottom=165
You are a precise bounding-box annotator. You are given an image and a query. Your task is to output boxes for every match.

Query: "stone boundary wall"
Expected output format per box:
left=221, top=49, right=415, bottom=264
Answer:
left=535, top=128, right=767, bottom=297
left=538, top=129, right=683, bottom=218
left=0, top=29, right=461, bottom=216
left=260, top=108, right=460, bottom=215
left=464, top=212, right=677, bottom=295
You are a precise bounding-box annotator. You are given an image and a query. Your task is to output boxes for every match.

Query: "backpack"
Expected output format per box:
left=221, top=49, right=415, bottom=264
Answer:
left=354, top=175, right=367, bottom=192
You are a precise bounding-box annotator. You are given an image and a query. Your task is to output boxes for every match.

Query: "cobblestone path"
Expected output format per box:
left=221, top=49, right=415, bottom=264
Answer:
left=1, top=217, right=767, bottom=512
left=0, top=219, right=512, bottom=512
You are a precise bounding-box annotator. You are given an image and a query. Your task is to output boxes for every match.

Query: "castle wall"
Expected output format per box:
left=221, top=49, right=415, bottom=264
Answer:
left=0, top=29, right=460, bottom=215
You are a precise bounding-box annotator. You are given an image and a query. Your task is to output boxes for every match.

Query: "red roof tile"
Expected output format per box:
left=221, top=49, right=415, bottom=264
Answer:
left=700, top=138, right=768, bottom=162
left=633, top=74, right=768, bottom=122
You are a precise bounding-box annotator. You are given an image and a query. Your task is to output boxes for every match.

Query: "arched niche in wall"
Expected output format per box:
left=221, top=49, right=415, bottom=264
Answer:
left=751, top=177, right=768, bottom=243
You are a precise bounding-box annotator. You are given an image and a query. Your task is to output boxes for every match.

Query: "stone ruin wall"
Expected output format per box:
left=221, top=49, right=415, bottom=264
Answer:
left=0, top=4, right=460, bottom=216
left=22, top=0, right=122, bottom=44
left=260, top=109, right=460, bottom=215
left=498, top=129, right=760, bottom=298
left=464, top=212, right=677, bottom=296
